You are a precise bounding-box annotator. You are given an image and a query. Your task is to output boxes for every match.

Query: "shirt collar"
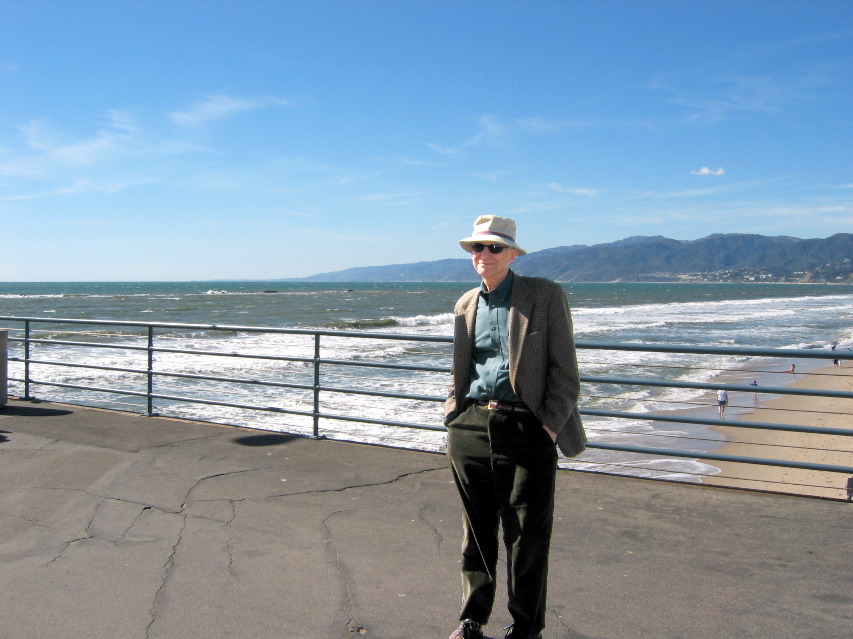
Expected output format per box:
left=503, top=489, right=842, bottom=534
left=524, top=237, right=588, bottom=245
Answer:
left=480, top=269, right=514, bottom=302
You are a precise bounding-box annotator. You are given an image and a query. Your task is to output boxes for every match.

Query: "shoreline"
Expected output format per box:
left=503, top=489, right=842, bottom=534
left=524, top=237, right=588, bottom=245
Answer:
left=702, top=364, right=853, bottom=500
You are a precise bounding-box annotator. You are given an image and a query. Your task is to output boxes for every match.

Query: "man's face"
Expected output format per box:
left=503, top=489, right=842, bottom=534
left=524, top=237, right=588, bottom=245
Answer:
left=470, top=243, right=518, bottom=285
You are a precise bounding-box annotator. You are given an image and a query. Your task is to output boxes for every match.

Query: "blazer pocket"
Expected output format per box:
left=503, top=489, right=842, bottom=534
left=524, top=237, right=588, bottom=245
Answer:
left=522, top=331, right=545, bottom=351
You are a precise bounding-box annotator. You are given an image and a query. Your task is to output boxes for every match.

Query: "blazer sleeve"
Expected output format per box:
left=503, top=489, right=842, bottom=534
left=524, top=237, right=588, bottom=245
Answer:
left=537, top=283, right=581, bottom=434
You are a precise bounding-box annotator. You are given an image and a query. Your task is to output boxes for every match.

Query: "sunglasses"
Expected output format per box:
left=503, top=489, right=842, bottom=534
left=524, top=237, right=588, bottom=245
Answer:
left=470, top=243, right=507, bottom=254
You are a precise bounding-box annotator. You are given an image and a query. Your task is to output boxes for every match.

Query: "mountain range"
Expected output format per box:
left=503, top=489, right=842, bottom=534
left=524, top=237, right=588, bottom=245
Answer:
left=289, top=233, right=853, bottom=284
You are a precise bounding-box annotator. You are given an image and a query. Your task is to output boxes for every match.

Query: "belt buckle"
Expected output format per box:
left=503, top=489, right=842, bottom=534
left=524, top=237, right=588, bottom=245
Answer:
left=487, top=400, right=501, bottom=411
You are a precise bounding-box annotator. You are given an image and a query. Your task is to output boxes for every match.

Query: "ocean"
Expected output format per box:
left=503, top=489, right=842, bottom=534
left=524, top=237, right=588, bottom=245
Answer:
left=2, top=280, right=852, bottom=480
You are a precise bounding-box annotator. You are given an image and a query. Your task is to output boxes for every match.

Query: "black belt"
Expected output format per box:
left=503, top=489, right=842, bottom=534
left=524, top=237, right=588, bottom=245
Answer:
left=474, top=399, right=532, bottom=415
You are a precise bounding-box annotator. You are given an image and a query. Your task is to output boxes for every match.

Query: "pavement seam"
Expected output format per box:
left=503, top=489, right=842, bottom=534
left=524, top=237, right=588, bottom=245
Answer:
left=144, top=510, right=188, bottom=639
left=320, top=508, right=367, bottom=638
left=256, top=465, right=448, bottom=501
left=42, top=498, right=100, bottom=566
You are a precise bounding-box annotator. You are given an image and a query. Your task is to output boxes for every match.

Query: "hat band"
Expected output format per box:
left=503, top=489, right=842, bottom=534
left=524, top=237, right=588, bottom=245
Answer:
left=473, top=230, right=516, bottom=243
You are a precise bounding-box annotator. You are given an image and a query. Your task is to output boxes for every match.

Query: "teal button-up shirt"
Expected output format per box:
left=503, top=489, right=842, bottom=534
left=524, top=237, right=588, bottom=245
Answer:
left=465, top=271, right=522, bottom=402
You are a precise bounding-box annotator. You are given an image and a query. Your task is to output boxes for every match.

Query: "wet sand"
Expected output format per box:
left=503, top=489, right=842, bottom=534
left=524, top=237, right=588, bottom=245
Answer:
left=703, top=364, right=853, bottom=500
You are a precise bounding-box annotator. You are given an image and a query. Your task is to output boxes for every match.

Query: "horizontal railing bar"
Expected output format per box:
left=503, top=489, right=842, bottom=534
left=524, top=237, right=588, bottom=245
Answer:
left=580, top=375, right=853, bottom=400
left=12, top=338, right=150, bottom=351
left=12, top=359, right=316, bottom=392
left=586, top=442, right=853, bottom=475
left=12, top=357, right=444, bottom=397
left=17, top=377, right=441, bottom=416
left=150, top=371, right=314, bottom=392
left=146, top=393, right=316, bottom=418
left=575, top=340, right=852, bottom=360
left=9, top=339, right=449, bottom=371
left=23, top=380, right=150, bottom=398
left=19, top=379, right=318, bottom=418
left=13, top=358, right=147, bottom=376
left=150, top=346, right=313, bottom=362
left=0, top=316, right=453, bottom=342
left=320, top=385, right=444, bottom=403
left=582, top=408, right=853, bottom=437
left=13, top=379, right=434, bottom=414
left=319, top=412, right=447, bottom=432
left=318, top=358, right=449, bottom=373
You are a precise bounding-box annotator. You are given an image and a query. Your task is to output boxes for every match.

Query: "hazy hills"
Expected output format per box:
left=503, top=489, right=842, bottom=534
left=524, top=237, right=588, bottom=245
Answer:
left=290, top=233, right=853, bottom=284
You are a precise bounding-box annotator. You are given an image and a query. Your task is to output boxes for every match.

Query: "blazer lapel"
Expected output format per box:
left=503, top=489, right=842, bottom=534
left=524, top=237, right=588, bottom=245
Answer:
left=453, top=290, right=479, bottom=400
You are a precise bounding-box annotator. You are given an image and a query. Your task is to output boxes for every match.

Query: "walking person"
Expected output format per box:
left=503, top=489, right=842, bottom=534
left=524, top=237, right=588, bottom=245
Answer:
left=717, top=389, right=728, bottom=418
left=445, top=215, right=586, bottom=639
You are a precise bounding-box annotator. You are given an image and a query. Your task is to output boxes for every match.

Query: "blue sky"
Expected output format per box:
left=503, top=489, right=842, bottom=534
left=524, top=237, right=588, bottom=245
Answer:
left=1, top=1, right=850, bottom=281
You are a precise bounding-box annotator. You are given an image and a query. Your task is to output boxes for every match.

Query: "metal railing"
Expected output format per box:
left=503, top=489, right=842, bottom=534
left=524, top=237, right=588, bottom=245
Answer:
left=1, top=316, right=852, bottom=500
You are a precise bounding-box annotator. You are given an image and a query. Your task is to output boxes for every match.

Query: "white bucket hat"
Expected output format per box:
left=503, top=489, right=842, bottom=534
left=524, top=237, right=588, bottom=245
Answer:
left=459, top=215, right=526, bottom=255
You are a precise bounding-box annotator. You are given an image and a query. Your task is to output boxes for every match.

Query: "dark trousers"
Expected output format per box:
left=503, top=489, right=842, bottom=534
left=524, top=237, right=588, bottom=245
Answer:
left=446, top=403, right=558, bottom=636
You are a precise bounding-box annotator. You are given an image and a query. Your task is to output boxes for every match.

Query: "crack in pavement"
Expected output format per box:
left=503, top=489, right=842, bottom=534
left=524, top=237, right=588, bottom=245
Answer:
left=257, top=465, right=448, bottom=501
left=144, top=512, right=188, bottom=639
left=42, top=498, right=102, bottom=565
left=418, top=504, right=445, bottom=552
left=320, top=509, right=365, bottom=638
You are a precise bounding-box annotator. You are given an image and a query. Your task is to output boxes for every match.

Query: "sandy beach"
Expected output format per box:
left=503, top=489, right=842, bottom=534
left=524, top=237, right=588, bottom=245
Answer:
left=703, top=364, right=853, bottom=500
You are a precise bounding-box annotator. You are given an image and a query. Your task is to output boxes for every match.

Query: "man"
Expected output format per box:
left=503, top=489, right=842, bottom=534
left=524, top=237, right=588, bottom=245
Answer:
left=445, top=215, right=586, bottom=639
left=717, top=389, right=728, bottom=417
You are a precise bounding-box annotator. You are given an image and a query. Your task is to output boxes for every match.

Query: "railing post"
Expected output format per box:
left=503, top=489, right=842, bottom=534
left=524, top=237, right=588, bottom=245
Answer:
left=146, top=326, right=155, bottom=415
left=23, top=320, right=31, bottom=400
left=0, top=329, right=7, bottom=407
left=313, top=333, right=321, bottom=438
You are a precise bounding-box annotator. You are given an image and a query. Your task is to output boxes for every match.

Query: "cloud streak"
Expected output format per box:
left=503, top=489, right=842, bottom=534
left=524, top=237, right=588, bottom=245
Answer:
left=169, top=94, right=291, bottom=127
left=692, top=167, right=725, bottom=176
left=426, top=115, right=509, bottom=155
left=548, top=182, right=600, bottom=196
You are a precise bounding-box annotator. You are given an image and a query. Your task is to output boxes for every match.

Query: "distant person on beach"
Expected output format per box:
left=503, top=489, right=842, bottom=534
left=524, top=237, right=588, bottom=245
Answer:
left=717, top=389, right=728, bottom=417
left=788, top=363, right=796, bottom=374
left=831, top=344, right=840, bottom=367
left=445, top=215, right=585, bottom=639
left=750, top=379, right=758, bottom=399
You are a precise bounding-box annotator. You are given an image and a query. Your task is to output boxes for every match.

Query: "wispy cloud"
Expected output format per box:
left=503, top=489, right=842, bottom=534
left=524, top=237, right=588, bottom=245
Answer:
left=472, top=170, right=509, bottom=183
left=3, top=175, right=155, bottom=201
left=649, top=41, right=841, bottom=125
left=548, top=182, right=600, bottom=196
left=169, top=94, right=290, bottom=127
left=426, top=115, right=509, bottom=155
left=517, top=116, right=593, bottom=132
left=691, top=167, right=725, bottom=176
left=670, top=74, right=791, bottom=123
left=355, top=191, right=423, bottom=207
left=19, top=119, right=131, bottom=166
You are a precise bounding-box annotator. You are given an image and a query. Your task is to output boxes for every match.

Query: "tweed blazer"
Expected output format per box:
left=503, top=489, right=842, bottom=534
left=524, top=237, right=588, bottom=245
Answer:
left=445, top=273, right=587, bottom=457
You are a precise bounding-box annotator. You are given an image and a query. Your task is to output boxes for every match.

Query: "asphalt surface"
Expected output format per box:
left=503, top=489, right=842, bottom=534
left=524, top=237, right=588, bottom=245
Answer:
left=1, top=398, right=850, bottom=639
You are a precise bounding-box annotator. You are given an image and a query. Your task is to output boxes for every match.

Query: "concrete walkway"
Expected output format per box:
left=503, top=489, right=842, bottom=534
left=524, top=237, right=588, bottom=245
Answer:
left=1, top=398, right=850, bottom=639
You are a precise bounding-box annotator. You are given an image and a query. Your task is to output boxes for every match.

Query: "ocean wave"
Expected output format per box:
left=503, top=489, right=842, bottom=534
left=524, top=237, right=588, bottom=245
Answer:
left=331, top=312, right=454, bottom=330
left=338, top=318, right=399, bottom=329
left=390, top=312, right=454, bottom=327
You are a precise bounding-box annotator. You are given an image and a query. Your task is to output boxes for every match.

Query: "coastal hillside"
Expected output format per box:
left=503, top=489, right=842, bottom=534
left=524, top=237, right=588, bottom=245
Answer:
left=290, top=233, right=853, bottom=283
